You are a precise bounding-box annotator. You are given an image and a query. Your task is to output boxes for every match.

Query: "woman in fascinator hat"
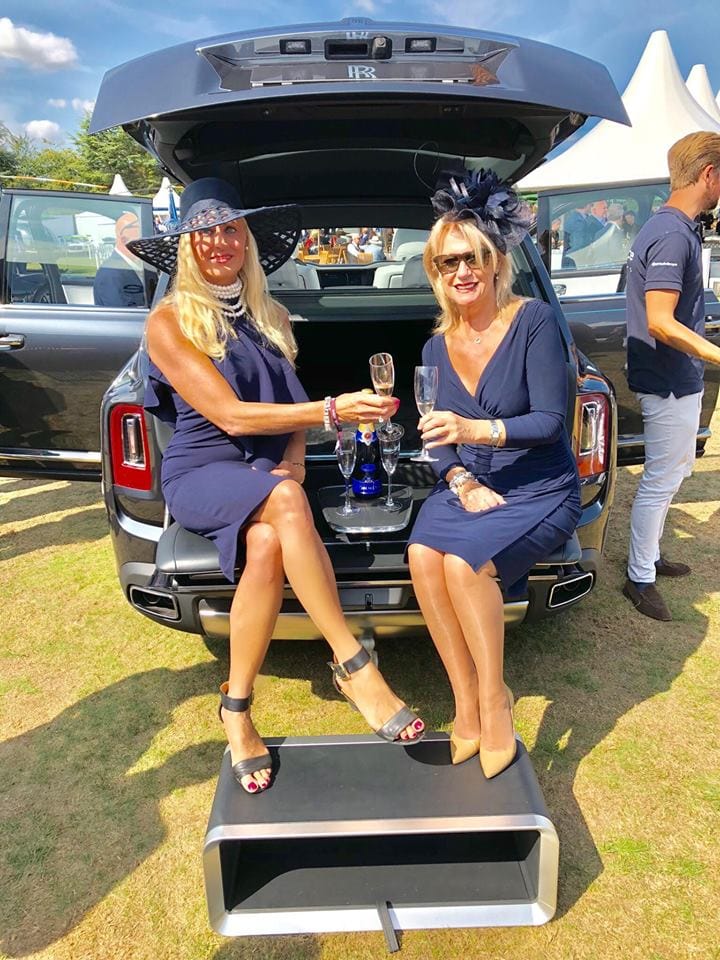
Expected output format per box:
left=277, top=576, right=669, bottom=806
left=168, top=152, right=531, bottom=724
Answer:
left=132, top=178, right=426, bottom=794
left=407, top=168, right=581, bottom=778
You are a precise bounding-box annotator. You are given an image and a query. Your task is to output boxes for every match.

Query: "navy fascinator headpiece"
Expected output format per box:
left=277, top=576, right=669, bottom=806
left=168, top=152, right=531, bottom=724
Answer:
left=430, top=168, right=532, bottom=254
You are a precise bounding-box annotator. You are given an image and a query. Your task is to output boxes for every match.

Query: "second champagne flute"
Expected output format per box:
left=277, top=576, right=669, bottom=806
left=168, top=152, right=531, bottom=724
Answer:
left=412, top=364, right=439, bottom=462
left=378, top=423, right=404, bottom=511
left=336, top=428, right=359, bottom=516
left=369, top=352, right=395, bottom=427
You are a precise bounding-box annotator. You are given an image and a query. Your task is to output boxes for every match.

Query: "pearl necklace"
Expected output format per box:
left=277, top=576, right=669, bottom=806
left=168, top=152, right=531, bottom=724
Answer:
left=207, top=276, right=243, bottom=299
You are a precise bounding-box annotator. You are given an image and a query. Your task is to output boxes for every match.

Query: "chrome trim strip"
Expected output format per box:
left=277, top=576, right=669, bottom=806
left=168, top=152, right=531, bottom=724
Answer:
left=0, top=447, right=101, bottom=464
left=198, top=600, right=529, bottom=640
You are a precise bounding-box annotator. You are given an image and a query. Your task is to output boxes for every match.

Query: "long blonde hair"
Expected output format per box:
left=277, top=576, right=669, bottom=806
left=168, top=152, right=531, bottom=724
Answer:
left=422, top=218, right=520, bottom=336
left=160, top=221, right=298, bottom=364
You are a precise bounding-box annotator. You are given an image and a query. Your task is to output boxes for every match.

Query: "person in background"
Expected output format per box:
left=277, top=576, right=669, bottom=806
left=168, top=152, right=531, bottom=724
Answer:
left=623, top=132, right=720, bottom=620
left=561, top=201, right=592, bottom=266
left=622, top=209, right=639, bottom=242
left=93, top=212, right=145, bottom=307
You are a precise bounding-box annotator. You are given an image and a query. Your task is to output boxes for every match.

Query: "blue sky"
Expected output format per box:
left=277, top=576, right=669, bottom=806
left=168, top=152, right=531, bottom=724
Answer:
left=1, top=0, right=719, bottom=147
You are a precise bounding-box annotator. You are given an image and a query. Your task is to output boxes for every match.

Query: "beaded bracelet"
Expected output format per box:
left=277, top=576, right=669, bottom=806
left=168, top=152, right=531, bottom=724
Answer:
left=323, top=396, right=332, bottom=432
left=448, top=470, right=476, bottom=496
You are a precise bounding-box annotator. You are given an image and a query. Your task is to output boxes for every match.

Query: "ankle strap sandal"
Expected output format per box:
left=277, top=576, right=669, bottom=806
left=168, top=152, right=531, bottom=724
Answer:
left=328, top=647, right=425, bottom=744
left=218, top=682, right=272, bottom=786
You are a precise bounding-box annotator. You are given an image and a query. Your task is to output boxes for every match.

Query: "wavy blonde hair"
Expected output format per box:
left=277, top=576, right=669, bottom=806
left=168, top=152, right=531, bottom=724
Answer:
left=422, top=218, right=520, bottom=336
left=160, top=221, right=298, bottom=364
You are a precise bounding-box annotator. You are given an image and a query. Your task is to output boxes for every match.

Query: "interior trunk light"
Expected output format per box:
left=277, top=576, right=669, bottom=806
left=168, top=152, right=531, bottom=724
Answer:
left=281, top=39, right=311, bottom=54
left=406, top=38, right=436, bottom=53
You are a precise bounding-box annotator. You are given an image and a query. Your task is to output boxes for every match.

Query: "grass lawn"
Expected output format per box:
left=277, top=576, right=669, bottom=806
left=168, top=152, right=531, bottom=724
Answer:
left=1, top=419, right=720, bottom=960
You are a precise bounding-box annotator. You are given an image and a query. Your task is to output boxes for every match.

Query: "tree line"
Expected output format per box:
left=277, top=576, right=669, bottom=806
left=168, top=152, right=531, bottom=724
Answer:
left=0, top=115, right=162, bottom=196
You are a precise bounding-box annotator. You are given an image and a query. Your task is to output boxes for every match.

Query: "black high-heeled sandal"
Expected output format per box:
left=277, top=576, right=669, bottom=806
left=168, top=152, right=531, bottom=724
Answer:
left=328, top=646, right=426, bottom=744
left=218, top=682, right=272, bottom=793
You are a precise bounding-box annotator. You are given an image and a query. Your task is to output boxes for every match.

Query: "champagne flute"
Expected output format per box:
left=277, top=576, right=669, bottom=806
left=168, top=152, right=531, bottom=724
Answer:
left=369, top=352, right=395, bottom=426
left=336, top=428, right=359, bottom=516
left=412, top=365, right=439, bottom=462
left=378, top=423, right=404, bottom=511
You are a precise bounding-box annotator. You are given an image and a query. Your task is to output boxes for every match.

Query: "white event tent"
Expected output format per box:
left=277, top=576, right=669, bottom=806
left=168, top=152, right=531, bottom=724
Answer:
left=686, top=64, right=720, bottom=125
left=108, top=173, right=131, bottom=196
left=518, top=30, right=720, bottom=192
left=153, top=176, right=181, bottom=219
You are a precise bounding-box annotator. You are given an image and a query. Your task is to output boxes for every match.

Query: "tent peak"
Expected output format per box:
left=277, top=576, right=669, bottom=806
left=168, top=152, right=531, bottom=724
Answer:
left=686, top=65, right=720, bottom=125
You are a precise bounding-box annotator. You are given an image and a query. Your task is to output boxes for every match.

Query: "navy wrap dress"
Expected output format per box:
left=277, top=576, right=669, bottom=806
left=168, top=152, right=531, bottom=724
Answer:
left=145, top=299, right=308, bottom=582
left=407, top=299, right=582, bottom=596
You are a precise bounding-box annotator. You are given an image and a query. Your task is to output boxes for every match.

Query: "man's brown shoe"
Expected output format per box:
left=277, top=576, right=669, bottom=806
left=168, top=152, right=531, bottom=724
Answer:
left=655, top=556, right=691, bottom=577
left=622, top=579, right=672, bottom=621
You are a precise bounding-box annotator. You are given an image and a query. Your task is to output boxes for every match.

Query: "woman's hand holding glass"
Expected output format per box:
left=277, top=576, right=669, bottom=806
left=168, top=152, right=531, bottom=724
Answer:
left=419, top=410, right=476, bottom=448
left=335, top=391, right=398, bottom=424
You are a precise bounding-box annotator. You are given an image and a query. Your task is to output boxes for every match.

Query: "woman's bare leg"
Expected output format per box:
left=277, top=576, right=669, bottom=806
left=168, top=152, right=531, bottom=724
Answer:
left=251, top=480, right=423, bottom=740
left=408, top=544, right=480, bottom=740
left=443, top=555, right=514, bottom=756
left=221, top=522, right=284, bottom=792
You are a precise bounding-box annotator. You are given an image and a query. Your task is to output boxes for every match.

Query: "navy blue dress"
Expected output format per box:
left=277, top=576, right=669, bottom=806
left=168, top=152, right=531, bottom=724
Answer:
left=145, top=300, right=308, bottom=582
left=407, top=299, right=581, bottom=595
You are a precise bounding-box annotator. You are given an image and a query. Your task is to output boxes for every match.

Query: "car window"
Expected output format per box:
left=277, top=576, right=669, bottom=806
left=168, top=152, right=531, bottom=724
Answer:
left=539, top=182, right=670, bottom=295
left=6, top=194, right=155, bottom=308
left=271, top=225, right=541, bottom=300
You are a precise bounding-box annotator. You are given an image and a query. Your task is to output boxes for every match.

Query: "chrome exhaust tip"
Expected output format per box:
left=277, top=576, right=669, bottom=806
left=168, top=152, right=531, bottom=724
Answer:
left=547, top=571, right=594, bottom=610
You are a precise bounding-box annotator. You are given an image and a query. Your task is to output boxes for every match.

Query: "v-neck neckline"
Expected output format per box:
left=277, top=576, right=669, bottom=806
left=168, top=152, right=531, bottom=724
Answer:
left=442, top=300, right=529, bottom=400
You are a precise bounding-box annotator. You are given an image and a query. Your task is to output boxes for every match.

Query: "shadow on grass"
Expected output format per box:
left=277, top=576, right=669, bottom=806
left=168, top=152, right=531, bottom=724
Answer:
left=0, top=479, right=102, bottom=527
left=0, top=662, right=223, bottom=958
left=0, top=479, right=106, bottom=563
left=0, top=504, right=107, bottom=562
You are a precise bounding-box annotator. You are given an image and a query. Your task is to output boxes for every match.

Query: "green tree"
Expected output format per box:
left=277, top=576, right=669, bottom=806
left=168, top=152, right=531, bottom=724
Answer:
left=73, top=114, right=161, bottom=195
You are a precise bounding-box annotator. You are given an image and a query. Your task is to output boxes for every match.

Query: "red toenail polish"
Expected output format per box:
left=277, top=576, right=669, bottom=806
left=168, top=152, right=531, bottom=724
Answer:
left=413, top=720, right=424, bottom=730
left=247, top=782, right=258, bottom=792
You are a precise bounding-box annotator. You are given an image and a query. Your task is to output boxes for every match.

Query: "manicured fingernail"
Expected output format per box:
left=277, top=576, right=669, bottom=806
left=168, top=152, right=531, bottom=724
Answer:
left=413, top=720, right=424, bottom=730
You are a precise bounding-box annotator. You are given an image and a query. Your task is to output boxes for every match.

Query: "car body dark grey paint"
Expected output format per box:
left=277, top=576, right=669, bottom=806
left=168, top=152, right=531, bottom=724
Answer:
left=0, top=189, right=154, bottom=479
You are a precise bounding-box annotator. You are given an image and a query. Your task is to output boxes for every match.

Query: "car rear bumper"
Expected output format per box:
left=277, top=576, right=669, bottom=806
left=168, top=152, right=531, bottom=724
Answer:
left=118, top=549, right=599, bottom=641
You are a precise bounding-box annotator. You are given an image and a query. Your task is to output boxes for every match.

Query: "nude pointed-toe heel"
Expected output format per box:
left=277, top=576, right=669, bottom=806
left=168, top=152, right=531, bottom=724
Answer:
left=479, top=685, right=516, bottom=780
left=450, top=730, right=481, bottom=765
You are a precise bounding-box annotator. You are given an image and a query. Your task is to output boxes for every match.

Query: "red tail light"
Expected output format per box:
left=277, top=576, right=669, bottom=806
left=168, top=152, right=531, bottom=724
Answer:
left=574, top=392, right=610, bottom=481
left=109, top=404, right=152, bottom=491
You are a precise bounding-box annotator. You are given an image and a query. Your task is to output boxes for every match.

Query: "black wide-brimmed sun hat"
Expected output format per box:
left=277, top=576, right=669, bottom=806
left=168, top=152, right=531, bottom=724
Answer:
left=127, top=177, right=302, bottom=275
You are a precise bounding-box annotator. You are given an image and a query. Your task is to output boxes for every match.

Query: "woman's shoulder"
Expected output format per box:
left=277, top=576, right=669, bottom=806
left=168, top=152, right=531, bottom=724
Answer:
left=514, top=298, right=558, bottom=331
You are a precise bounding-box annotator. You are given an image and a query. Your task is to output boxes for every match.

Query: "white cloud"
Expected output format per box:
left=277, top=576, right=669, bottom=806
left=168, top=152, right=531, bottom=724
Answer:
left=356, top=0, right=378, bottom=11
left=0, top=17, right=78, bottom=70
left=71, top=97, right=95, bottom=112
left=47, top=98, right=67, bottom=108
left=24, top=119, right=62, bottom=141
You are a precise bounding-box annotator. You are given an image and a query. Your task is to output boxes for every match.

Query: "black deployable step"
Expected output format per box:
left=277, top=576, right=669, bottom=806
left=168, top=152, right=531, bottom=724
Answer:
left=203, top=733, right=558, bottom=938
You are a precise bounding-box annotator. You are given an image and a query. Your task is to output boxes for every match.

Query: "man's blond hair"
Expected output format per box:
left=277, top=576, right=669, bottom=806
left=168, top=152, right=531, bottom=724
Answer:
left=667, top=132, right=720, bottom=191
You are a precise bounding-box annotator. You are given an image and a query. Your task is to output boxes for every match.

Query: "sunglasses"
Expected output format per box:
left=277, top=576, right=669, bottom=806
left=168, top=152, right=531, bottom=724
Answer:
left=432, top=250, right=491, bottom=275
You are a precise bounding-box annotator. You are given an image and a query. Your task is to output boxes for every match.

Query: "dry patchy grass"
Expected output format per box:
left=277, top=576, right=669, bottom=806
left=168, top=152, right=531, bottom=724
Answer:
left=2, top=416, right=720, bottom=960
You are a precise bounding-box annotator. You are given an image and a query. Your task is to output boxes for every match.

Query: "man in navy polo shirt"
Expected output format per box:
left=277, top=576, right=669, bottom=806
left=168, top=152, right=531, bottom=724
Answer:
left=624, top=132, right=720, bottom=620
